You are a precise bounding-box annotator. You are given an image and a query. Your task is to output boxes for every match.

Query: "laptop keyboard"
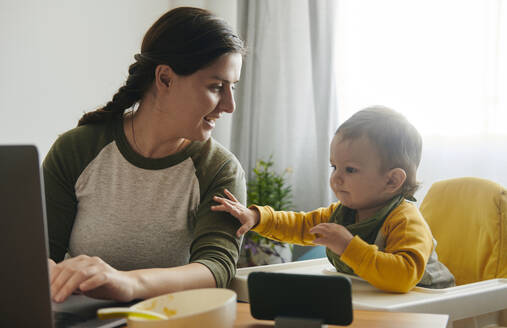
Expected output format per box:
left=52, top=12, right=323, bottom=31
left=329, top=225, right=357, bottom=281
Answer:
left=53, top=311, right=88, bottom=328
left=53, top=311, right=126, bottom=328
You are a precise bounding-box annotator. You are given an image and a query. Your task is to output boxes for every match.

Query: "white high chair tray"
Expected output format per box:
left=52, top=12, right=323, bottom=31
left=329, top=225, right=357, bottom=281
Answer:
left=230, top=258, right=507, bottom=325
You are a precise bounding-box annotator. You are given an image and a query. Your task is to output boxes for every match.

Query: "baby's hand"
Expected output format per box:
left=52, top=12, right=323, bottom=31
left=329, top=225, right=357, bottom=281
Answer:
left=310, top=223, right=354, bottom=255
left=212, top=189, right=260, bottom=237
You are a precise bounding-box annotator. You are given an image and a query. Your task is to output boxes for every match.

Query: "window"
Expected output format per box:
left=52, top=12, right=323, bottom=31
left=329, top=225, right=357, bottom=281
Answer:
left=334, top=0, right=507, bottom=136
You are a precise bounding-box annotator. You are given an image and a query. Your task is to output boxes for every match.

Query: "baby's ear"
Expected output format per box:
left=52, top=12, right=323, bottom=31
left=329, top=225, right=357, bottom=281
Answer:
left=385, top=168, right=407, bottom=194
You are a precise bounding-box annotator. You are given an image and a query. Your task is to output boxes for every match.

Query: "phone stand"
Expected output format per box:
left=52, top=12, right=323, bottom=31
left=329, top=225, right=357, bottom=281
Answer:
left=247, top=272, right=353, bottom=326
left=275, top=316, right=328, bottom=328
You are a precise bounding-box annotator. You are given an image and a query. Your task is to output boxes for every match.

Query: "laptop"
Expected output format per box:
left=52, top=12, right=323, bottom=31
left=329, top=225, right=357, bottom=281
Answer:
left=0, top=145, right=132, bottom=327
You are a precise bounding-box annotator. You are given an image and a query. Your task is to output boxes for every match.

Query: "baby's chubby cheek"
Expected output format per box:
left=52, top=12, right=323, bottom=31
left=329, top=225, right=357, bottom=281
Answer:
left=330, top=182, right=339, bottom=196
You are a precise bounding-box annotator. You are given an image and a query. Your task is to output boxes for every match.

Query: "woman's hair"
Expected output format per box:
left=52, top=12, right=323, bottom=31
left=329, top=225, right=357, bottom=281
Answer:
left=78, top=7, right=245, bottom=126
left=335, top=106, right=423, bottom=198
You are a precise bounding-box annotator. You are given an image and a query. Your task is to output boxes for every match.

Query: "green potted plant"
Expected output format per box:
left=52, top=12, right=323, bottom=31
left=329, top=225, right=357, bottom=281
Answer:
left=238, top=156, right=294, bottom=267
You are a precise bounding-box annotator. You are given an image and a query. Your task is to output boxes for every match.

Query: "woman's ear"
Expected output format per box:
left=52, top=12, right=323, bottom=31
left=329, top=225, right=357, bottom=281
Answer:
left=385, top=168, right=407, bottom=194
left=154, top=64, right=174, bottom=90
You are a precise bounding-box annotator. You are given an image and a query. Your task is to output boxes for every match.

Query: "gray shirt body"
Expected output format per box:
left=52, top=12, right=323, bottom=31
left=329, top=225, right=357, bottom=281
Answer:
left=43, top=117, right=246, bottom=287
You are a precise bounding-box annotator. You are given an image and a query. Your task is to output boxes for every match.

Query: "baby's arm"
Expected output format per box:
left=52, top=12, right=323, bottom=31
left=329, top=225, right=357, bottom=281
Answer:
left=212, top=189, right=339, bottom=245
left=341, top=206, right=433, bottom=293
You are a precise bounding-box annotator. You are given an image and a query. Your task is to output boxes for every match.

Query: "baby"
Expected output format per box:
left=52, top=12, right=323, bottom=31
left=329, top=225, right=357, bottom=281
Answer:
left=213, top=106, right=455, bottom=292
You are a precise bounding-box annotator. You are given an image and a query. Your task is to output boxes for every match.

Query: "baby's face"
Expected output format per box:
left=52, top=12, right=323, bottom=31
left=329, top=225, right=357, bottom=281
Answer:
left=329, top=134, right=393, bottom=221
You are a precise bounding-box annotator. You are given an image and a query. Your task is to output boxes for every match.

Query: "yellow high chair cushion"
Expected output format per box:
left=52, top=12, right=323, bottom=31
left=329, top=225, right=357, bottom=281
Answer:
left=419, top=177, right=507, bottom=285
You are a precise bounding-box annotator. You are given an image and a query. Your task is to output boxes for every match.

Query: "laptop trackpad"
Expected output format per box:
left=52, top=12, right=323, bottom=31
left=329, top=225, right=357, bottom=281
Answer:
left=52, top=294, right=135, bottom=328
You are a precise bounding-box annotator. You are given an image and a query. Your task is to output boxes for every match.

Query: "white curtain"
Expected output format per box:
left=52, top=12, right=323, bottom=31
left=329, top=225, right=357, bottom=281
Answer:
left=232, top=0, right=338, bottom=210
left=334, top=0, right=507, bottom=201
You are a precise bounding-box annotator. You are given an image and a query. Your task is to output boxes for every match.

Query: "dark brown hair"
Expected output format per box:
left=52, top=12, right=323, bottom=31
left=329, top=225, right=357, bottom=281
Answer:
left=78, top=7, right=245, bottom=126
left=336, top=106, right=423, bottom=198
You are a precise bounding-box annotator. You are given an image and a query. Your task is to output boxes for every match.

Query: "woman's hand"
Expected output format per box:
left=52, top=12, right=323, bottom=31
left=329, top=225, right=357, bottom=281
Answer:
left=49, top=255, right=138, bottom=303
left=211, top=189, right=260, bottom=237
left=48, top=258, right=56, bottom=273
left=310, top=223, right=354, bottom=255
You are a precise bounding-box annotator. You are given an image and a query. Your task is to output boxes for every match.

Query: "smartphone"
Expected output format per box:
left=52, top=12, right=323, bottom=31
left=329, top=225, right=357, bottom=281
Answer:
left=247, top=272, right=353, bottom=325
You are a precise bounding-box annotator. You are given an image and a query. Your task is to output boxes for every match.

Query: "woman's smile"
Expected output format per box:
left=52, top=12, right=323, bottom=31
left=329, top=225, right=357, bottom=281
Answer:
left=203, top=115, right=220, bottom=128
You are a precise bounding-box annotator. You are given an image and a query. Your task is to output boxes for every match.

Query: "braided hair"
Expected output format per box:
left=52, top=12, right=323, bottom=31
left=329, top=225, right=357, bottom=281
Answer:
left=78, top=7, right=245, bottom=126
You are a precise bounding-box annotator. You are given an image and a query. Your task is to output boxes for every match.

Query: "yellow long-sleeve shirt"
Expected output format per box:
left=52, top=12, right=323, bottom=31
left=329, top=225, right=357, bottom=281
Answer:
left=251, top=200, right=449, bottom=293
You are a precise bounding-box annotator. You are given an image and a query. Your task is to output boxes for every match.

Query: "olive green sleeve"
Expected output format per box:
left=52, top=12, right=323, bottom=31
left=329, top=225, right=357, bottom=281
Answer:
left=189, top=141, right=246, bottom=288
left=43, top=137, right=78, bottom=262
left=42, top=123, right=113, bottom=261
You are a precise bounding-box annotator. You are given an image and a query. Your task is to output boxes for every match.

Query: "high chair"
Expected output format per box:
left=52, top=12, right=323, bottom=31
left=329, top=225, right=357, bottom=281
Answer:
left=419, top=177, right=507, bottom=327
left=419, top=177, right=507, bottom=285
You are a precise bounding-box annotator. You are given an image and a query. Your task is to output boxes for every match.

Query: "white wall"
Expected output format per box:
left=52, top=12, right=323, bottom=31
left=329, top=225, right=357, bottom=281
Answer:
left=0, top=0, right=237, bottom=162
left=169, top=0, right=237, bottom=34
left=0, top=0, right=171, bottom=160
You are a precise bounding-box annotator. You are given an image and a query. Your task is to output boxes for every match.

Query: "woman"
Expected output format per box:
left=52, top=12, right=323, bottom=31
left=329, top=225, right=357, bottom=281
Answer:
left=43, top=7, right=246, bottom=303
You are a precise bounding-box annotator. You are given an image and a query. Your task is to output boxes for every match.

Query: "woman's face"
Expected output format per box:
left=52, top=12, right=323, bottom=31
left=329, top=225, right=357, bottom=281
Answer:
left=162, top=53, right=243, bottom=142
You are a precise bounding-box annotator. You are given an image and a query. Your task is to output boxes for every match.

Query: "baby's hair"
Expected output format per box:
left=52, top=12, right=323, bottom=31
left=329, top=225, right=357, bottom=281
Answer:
left=335, top=106, right=422, bottom=198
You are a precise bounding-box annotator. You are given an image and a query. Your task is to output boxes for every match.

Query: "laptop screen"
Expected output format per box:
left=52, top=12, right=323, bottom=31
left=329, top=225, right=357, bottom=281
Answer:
left=0, top=145, right=130, bottom=328
left=0, top=145, right=54, bottom=327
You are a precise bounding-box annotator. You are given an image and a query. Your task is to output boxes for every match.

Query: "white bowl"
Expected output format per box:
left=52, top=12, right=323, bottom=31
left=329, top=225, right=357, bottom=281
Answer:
left=127, top=288, right=237, bottom=328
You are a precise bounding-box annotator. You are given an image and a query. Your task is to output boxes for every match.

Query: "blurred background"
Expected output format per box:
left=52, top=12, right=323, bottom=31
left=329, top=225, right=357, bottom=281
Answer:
left=1, top=0, right=506, bottom=227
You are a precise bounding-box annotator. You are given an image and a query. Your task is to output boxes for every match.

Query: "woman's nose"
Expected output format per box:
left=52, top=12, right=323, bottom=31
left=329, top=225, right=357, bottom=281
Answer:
left=219, top=86, right=235, bottom=113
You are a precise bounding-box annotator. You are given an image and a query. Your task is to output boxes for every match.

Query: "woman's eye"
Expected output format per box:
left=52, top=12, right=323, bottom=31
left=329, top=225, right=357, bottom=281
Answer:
left=211, top=85, right=223, bottom=92
left=330, top=165, right=336, bottom=171
left=345, top=167, right=357, bottom=173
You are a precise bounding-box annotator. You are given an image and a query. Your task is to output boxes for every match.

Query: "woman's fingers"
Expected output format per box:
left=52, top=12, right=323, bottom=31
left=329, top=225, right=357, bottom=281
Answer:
left=48, top=255, right=134, bottom=303
left=55, top=269, right=95, bottom=302
left=52, top=265, right=92, bottom=302
left=51, top=267, right=75, bottom=302
left=48, top=258, right=56, bottom=272
left=50, top=256, right=105, bottom=302
left=79, top=271, right=108, bottom=292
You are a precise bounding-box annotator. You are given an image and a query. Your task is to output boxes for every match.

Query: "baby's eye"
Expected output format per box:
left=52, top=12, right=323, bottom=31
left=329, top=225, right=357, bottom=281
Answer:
left=345, top=167, right=357, bottom=173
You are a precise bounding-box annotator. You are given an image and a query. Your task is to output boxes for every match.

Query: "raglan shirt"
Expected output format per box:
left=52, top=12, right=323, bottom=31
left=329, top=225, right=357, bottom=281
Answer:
left=251, top=200, right=455, bottom=292
left=42, top=117, right=246, bottom=288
